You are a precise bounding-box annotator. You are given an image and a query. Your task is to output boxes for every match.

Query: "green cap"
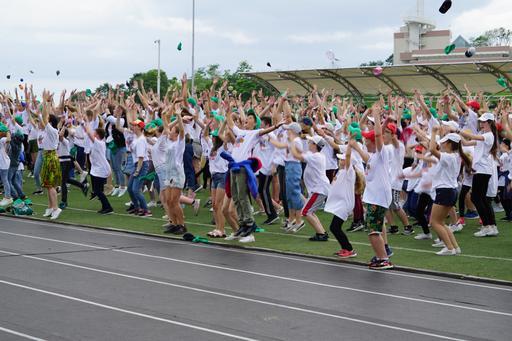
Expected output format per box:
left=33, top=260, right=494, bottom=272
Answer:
left=497, top=77, right=508, bottom=88
left=348, top=126, right=362, bottom=141
left=211, top=96, right=219, bottom=103
left=332, top=106, right=338, bottom=114
left=15, top=115, right=23, bottom=125
left=425, top=99, right=432, bottom=106
left=444, top=44, right=456, bottom=55
left=402, top=113, right=412, bottom=120
left=85, top=89, right=92, bottom=97
left=0, top=123, right=9, bottom=133
left=213, top=113, right=225, bottom=122
left=152, top=118, right=163, bottom=127
left=211, top=129, right=219, bottom=137
left=429, top=107, right=438, bottom=118
left=350, top=122, right=360, bottom=129
left=441, top=114, right=449, bottom=121
left=187, top=97, right=197, bottom=107
left=384, top=105, right=390, bottom=111
left=177, top=42, right=183, bottom=51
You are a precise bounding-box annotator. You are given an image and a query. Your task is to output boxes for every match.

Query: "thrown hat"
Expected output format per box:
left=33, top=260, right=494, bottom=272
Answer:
left=306, top=135, right=326, bottom=148
left=444, top=43, right=456, bottom=55
left=367, top=116, right=375, bottom=124
left=6, top=75, right=10, bottom=79
left=131, top=119, right=145, bottom=129
left=441, top=120, right=459, bottom=131
left=439, top=133, right=461, bottom=144
left=213, top=113, right=225, bottom=122
left=373, top=66, right=383, bottom=77
left=85, top=89, right=92, bottom=97
left=466, top=100, right=480, bottom=111
left=177, top=42, right=183, bottom=51
left=302, top=117, right=313, bottom=126
left=56, top=70, right=61, bottom=76
left=283, top=122, right=302, bottom=134
left=497, top=77, right=508, bottom=88
left=465, top=46, right=476, bottom=58
left=386, top=123, right=397, bottom=134
left=439, top=0, right=452, bottom=14
left=211, top=129, right=219, bottom=137
left=362, top=130, right=376, bottom=142
left=478, top=112, right=495, bottom=122
left=266, top=62, right=272, bottom=68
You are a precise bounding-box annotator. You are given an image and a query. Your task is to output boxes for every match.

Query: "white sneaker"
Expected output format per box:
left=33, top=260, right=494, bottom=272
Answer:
left=193, top=199, right=201, bottom=216
left=284, top=220, right=296, bottom=232
left=486, top=225, right=499, bottom=236
left=43, top=208, right=54, bottom=217
left=125, top=201, right=133, bottom=207
left=117, top=188, right=127, bottom=197
left=147, top=201, right=157, bottom=208
left=492, top=202, right=504, bottom=212
left=432, top=240, right=446, bottom=248
left=455, top=247, right=462, bottom=254
left=414, top=233, right=432, bottom=240
left=50, top=208, right=62, bottom=220
left=209, top=207, right=214, bottom=212
left=224, top=233, right=239, bottom=241
left=0, top=198, right=13, bottom=207
left=239, top=234, right=255, bottom=243
left=162, top=215, right=168, bottom=220
left=449, top=223, right=464, bottom=233
left=436, top=247, right=456, bottom=256
left=474, top=226, right=492, bottom=237
left=110, top=188, right=119, bottom=197
left=80, top=171, right=89, bottom=183
left=291, top=221, right=306, bottom=233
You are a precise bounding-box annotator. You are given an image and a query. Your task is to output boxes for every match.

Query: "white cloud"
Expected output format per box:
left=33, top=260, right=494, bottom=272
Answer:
left=288, top=31, right=351, bottom=43
left=451, top=0, right=512, bottom=38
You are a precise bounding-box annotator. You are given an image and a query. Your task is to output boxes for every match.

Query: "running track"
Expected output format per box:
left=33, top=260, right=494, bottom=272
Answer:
left=0, top=216, right=510, bottom=341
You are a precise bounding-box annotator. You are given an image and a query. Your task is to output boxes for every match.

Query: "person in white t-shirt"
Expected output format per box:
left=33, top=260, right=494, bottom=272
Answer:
left=289, top=135, right=330, bottom=240
left=127, top=119, right=151, bottom=217
left=0, top=125, right=13, bottom=207
left=84, top=124, right=113, bottom=214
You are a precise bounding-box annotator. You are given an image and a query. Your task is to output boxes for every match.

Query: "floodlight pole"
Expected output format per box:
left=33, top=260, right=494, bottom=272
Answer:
left=155, top=39, right=161, bottom=98
left=191, top=0, right=196, bottom=93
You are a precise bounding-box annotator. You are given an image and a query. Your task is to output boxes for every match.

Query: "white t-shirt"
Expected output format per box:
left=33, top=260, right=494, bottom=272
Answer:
left=131, top=134, right=149, bottom=164
left=57, top=138, right=71, bottom=157
left=41, top=124, right=59, bottom=151
left=0, top=137, right=10, bottom=170
left=272, top=127, right=287, bottom=167
left=473, top=131, right=495, bottom=175
left=208, top=145, right=229, bottom=174
left=432, top=152, right=460, bottom=189
left=324, top=166, right=355, bottom=220
left=166, top=137, right=186, bottom=172
left=303, top=152, right=330, bottom=196
left=363, top=148, right=392, bottom=208
left=384, top=142, right=405, bottom=191
left=151, top=135, right=170, bottom=169
left=321, top=136, right=338, bottom=171
left=285, top=137, right=303, bottom=162
left=231, top=126, right=261, bottom=162
left=254, top=133, right=275, bottom=176
left=89, top=139, right=111, bottom=178
left=84, top=117, right=99, bottom=153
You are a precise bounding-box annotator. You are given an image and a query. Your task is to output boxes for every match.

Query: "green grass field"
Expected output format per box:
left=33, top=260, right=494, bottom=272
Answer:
left=9, top=174, right=512, bottom=282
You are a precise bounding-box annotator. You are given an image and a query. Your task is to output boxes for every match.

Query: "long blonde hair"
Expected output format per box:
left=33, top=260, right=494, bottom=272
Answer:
left=355, top=168, right=366, bottom=195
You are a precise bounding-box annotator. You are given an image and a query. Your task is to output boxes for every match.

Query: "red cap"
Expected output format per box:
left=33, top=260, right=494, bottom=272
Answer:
left=497, top=123, right=503, bottom=132
left=361, top=130, right=376, bottom=142
left=466, top=100, right=481, bottom=111
left=386, top=123, right=397, bottom=135
left=131, top=119, right=145, bottom=129
left=415, top=145, right=425, bottom=153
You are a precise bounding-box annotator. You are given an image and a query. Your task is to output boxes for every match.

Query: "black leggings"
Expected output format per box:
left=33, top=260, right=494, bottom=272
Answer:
left=458, top=185, right=471, bottom=216
left=91, top=175, right=112, bottom=211
left=258, top=173, right=276, bottom=219
left=277, top=165, right=289, bottom=219
left=416, top=193, right=433, bottom=234
left=471, top=174, right=496, bottom=226
left=60, top=160, right=86, bottom=204
left=329, top=216, right=353, bottom=251
left=498, top=185, right=512, bottom=219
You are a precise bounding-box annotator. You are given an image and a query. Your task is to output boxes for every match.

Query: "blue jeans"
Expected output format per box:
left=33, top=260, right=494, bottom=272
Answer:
left=8, top=167, right=24, bottom=199
left=0, top=169, right=11, bottom=198
left=111, top=147, right=126, bottom=187
left=33, top=150, right=43, bottom=190
left=285, top=161, right=304, bottom=210
left=127, top=161, right=149, bottom=210
left=183, top=143, right=196, bottom=189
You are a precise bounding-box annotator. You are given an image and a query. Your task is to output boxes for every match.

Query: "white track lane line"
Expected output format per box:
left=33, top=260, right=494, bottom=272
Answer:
left=1, top=230, right=510, bottom=317
left=0, top=279, right=257, bottom=341
left=0, top=249, right=468, bottom=341
left=0, top=326, right=46, bottom=341
left=2, top=216, right=511, bottom=292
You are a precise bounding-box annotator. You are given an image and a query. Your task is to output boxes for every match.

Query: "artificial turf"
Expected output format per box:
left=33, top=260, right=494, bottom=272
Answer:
left=10, top=174, right=512, bottom=282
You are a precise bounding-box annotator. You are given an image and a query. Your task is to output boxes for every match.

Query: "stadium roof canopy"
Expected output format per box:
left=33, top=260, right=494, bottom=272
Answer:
left=245, top=60, right=512, bottom=102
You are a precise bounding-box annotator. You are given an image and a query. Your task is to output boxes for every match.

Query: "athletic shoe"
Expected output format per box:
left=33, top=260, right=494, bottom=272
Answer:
left=348, top=221, right=365, bottom=233
left=457, top=217, right=465, bottom=225
left=474, top=226, right=491, bottom=237
left=162, top=215, right=168, bottom=220
left=309, top=233, right=329, bottom=241
left=500, top=216, right=512, bottom=221
left=291, top=221, right=306, bottom=233
left=43, top=208, right=53, bottom=217
left=209, top=207, right=214, bottom=212
left=193, top=199, right=201, bottom=216
left=99, top=208, right=114, bottom=215
left=455, top=247, right=462, bottom=254
left=32, top=189, right=44, bottom=195
left=224, top=233, right=239, bottom=241
left=432, top=240, right=446, bottom=248
left=387, top=225, right=399, bottom=234
left=464, top=211, right=479, bottom=219
left=50, top=208, right=62, bottom=220
left=414, top=233, right=432, bottom=240
left=56, top=186, right=61, bottom=194
left=402, top=225, right=415, bottom=236
left=0, top=198, right=13, bottom=207
left=192, top=184, right=203, bottom=193
left=492, top=202, right=504, bottom=213
left=147, top=201, right=157, bottom=208
left=139, top=210, right=152, bottom=217
left=488, top=225, right=499, bottom=236
left=284, top=220, right=296, bottom=232
left=239, top=234, right=256, bottom=243
left=58, top=202, right=67, bottom=210
left=369, top=259, right=394, bottom=270
left=80, top=171, right=89, bottom=183
left=385, top=245, right=394, bottom=257
left=124, top=201, right=133, bottom=207
left=117, top=188, right=127, bottom=197
left=163, top=225, right=178, bottom=234
left=436, top=247, right=456, bottom=256
left=281, top=219, right=290, bottom=230
left=253, top=209, right=265, bottom=216
left=449, top=223, right=464, bottom=233
left=336, top=249, right=357, bottom=258
left=89, top=193, right=97, bottom=201
left=263, top=215, right=280, bottom=225
left=81, top=183, right=89, bottom=197
left=126, top=205, right=135, bottom=212
left=173, top=225, right=187, bottom=235
left=204, top=198, right=212, bottom=208
left=110, top=188, right=119, bottom=197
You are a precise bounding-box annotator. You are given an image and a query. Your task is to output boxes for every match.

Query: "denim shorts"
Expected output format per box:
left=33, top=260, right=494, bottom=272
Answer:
left=285, top=161, right=304, bottom=210
left=155, top=165, right=168, bottom=190
left=123, top=153, right=135, bottom=175
left=167, top=166, right=185, bottom=189
left=211, top=172, right=226, bottom=190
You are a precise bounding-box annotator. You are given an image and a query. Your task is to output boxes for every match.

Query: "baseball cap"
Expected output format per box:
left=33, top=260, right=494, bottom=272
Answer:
left=301, top=117, right=313, bottom=126
left=131, top=119, right=145, bottom=129
left=439, top=133, right=461, bottom=144
left=283, top=122, right=302, bottom=134
left=478, top=112, right=495, bottom=122
left=361, top=130, right=376, bottom=142
left=466, top=100, right=480, bottom=111
left=441, top=120, right=459, bottom=131
left=306, top=135, right=326, bottom=148
left=385, top=123, right=397, bottom=134
left=415, top=145, right=425, bottom=153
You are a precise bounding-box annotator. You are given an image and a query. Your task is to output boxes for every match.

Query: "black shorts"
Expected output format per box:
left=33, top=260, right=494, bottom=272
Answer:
left=434, top=188, right=458, bottom=207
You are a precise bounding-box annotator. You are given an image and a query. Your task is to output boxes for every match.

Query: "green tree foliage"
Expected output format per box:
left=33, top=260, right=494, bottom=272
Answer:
left=129, top=69, right=170, bottom=98
left=470, top=27, right=512, bottom=47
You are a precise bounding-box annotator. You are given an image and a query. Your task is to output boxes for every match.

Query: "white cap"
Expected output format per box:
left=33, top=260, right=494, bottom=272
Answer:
left=478, top=112, right=495, bottom=122
left=283, top=122, right=302, bottom=134
left=441, top=120, right=459, bottom=131
left=336, top=153, right=346, bottom=160
left=439, top=133, right=461, bottom=144
left=367, top=116, right=375, bottom=123
left=306, top=135, right=326, bottom=148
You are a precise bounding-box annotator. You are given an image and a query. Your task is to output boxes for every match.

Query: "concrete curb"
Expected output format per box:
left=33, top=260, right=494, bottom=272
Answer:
left=4, top=214, right=512, bottom=287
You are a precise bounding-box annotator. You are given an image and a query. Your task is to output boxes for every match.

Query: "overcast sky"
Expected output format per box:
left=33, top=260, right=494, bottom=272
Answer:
left=1, top=0, right=510, bottom=94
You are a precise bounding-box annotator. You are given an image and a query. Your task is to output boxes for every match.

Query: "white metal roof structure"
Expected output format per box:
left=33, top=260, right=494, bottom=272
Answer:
left=245, top=61, right=512, bottom=101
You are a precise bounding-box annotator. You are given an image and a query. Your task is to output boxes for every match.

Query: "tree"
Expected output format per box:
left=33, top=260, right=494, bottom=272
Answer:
left=470, top=27, right=512, bottom=47
left=129, top=69, right=170, bottom=98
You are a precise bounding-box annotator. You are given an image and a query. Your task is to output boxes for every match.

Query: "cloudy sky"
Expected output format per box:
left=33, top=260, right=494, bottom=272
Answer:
left=1, top=0, right=510, bottom=93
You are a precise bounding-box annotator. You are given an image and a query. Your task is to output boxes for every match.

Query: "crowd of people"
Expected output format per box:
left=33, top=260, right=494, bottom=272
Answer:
left=0, top=75, right=509, bottom=270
